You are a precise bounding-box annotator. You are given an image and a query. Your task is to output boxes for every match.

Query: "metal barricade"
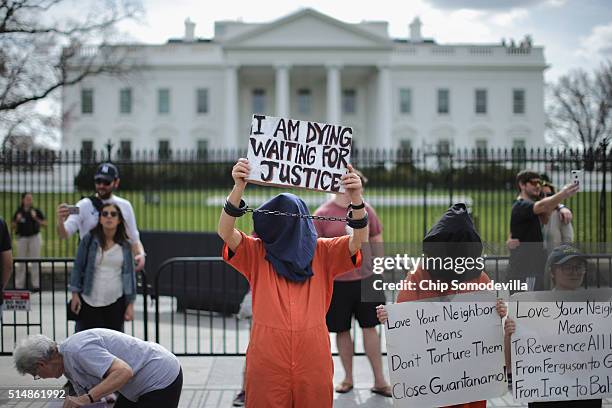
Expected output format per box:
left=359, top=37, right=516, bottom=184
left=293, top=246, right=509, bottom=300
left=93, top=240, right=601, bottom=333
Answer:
left=1, top=258, right=149, bottom=355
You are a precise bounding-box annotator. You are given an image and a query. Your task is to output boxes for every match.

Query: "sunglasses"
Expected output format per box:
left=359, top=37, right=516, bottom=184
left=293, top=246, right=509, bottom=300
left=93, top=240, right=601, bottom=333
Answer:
left=101, top=210, right=118, bottom=218
left=543, top=192, right=554, bottom=197
left=94, top=179, right=112, bottom=186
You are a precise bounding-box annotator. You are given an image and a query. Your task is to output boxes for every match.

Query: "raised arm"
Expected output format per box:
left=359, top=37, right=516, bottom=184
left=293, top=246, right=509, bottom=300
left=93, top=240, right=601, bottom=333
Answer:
left=344, top=164, right=368, bottom=256
left=533, top=183, right=579, bottom=215
left=217, top=159, right=250, bottom=252
left=56, top=204, right=71, bottom=239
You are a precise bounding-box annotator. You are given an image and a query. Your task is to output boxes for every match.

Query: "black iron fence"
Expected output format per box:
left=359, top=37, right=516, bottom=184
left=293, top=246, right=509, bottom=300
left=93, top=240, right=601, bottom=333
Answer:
left=151, top=255, right=611, bottom=356
left=1, top=147, right=610, bottom=259
left=153, top=257, right=250, bottom=356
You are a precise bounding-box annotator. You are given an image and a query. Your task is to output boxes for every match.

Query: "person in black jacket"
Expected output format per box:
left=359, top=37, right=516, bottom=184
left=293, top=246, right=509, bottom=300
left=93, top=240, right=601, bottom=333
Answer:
left=12, top=192, right=46, bottom=290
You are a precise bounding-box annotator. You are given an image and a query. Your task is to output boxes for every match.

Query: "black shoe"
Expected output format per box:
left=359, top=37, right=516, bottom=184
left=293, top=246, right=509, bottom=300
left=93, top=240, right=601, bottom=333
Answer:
left=232, top=390, right=245, bottom=407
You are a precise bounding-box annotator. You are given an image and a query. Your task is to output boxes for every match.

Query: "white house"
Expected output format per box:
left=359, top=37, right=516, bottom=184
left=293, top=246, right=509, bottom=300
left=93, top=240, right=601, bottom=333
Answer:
left=62, top=8, right=547, bottom=158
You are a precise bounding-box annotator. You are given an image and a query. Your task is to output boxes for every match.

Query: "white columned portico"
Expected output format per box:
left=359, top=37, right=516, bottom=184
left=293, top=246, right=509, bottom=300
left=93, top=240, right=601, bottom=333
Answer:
left=377, top=64, right=392, bottom=150
left=225, top=64, right=239, bottom=149
left=275, top=64, right=290, bottom=118
left=326, top=64, right=341, bottom=124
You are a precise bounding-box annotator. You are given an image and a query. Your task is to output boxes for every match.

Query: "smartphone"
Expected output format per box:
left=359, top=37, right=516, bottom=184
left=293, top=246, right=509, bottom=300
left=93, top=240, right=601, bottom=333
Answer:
left=66, top=205, right=80, bottom=215
left=571, top=170, right=583, bottom=187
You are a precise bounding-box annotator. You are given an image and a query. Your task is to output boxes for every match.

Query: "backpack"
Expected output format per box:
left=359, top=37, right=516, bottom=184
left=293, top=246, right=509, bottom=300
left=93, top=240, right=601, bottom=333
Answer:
left=84, top=195, right=104, bottom=213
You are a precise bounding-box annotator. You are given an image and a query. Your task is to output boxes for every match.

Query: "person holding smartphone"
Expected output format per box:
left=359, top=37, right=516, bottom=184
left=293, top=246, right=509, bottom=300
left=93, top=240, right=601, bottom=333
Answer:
left=56, top=163, right=146, bottom=272
left=507, top=170, right=579, bottom=292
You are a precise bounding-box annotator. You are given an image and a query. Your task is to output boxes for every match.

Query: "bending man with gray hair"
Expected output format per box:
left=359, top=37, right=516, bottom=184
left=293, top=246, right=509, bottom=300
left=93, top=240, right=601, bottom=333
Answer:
left=13, top=328, right=182, bottom=408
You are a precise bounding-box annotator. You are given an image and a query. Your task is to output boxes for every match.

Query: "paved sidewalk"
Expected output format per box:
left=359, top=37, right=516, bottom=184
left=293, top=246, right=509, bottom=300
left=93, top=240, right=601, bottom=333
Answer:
left=2, top=355, right=612, bottom=407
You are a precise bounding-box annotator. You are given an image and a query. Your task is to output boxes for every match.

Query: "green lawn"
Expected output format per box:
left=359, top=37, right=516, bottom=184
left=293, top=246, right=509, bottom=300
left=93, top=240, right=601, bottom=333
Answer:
left=1, top=188, right=609, bottom=258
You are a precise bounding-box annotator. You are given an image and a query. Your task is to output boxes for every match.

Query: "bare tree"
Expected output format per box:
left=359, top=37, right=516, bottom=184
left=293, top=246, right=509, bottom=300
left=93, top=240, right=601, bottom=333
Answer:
left=0, top=0, right=143, bottom=146
left=547, top=61, right=612, bottom=153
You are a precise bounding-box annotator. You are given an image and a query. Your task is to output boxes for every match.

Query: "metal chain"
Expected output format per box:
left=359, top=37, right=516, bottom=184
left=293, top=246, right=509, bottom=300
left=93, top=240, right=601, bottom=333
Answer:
left=245, top=207, right=348, bottom=222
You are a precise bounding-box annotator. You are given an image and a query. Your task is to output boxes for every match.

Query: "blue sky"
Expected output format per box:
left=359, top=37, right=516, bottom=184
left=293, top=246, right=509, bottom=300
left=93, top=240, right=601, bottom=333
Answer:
left=113, top=0, right=612, bottom=82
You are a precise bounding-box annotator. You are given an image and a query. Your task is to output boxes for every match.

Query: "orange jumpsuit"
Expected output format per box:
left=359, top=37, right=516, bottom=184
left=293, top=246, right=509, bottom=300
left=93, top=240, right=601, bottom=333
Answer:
left=396, top=267, right=492, bottom=408
left=223, top=232, right=361, bottom=408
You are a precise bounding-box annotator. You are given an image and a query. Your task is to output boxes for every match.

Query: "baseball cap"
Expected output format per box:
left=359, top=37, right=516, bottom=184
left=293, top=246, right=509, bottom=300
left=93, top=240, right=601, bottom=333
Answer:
left=546, top=245, right=586, bottom=271
left=94, top=163, right=119, bottom=182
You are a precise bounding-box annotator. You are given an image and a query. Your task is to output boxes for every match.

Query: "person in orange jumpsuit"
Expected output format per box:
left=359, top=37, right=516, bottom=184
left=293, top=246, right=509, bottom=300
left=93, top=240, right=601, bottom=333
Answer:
left=218, top=158, right=369, bottom=408
left=377, top=203, right=507, bottom=408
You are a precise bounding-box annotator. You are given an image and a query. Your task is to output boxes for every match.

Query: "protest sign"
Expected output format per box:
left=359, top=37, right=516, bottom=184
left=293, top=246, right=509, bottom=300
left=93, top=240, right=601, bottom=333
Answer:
left=246, top=114, right=352, bottom=192
left=384, top=292, right=506, bottom=407
left=509, top=289, right=612, bottom=403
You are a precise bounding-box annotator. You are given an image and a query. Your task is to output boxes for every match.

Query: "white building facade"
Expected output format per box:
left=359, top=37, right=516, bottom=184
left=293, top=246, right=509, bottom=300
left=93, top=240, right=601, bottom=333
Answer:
left=62, top=9, right=547, bottom=157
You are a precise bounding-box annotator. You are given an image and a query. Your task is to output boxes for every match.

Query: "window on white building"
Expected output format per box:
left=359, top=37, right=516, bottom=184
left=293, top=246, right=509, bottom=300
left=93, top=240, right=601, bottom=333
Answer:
left=342, top=89, right=356, bottom=114
left=159, top=140, right=170, bottom=161
left=437, top=89, right=449, bottom=114
left=437, top=139, right=450, bottom=168
left=513, top=89, right=525, bottom=114
left=81, top=89, right=94, bottom=114
left=119, top=88, right=132, bottom=114
left=197, top=139, right=209, bottom=160
left=400, top=139, right=412, bottom=152
left=513, top=139, right=526, bottom=150
left=81, top=140, right=93, bottom=162
left=399, top=89, right=412, bottom=114
left=475, top=139, right=488, bottom=159
left=475, top=89, right=487, bottom=114
left=297, top=89, right=312, bottom=115
left=196, top=88, right=208, bottom=114
left=512, top=138, right=527, bottom=163
left=437, top=139, right=450, bottom=155
left=119, top=140, right=132, bottom=161
left=158, top=89, right=170, bottom=114
left=252, top=89, right=266, bottom=114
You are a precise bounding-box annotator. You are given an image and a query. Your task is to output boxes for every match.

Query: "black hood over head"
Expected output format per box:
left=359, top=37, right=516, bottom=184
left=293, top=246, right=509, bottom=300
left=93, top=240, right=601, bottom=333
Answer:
left=422, top=203, right=484, bottom=283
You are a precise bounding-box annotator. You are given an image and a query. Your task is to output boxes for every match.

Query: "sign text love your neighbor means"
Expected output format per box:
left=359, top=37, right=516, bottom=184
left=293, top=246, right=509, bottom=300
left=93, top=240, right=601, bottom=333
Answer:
left=247, top=115, right=352, bottom=192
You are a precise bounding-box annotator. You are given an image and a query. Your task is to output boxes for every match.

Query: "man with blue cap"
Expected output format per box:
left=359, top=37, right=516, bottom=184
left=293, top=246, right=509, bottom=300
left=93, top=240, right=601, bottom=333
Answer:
left=56, top=162, right=146, bottom=273
left=218, top=158, right=368, bottom=408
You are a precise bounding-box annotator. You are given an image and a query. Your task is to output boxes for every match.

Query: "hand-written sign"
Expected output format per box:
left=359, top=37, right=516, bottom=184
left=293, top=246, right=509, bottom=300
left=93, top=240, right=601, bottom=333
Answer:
left=247, top=115, right=352, bottom=192
left=509, top=289, right=612, bottom=403
left=384, top=292, right=506, bottom=407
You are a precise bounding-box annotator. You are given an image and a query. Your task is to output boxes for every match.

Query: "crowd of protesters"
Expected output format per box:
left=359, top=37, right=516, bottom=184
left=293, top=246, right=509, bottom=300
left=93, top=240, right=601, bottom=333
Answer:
left=3, top=160, right=605, bottom=408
